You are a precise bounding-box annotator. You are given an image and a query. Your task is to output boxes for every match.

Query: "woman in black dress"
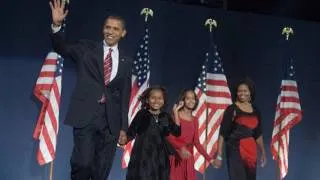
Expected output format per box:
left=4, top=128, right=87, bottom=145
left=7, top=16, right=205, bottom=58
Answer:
left=125, top=86, right=182, bottom=180
left=213, top=78, right=267, bottom=180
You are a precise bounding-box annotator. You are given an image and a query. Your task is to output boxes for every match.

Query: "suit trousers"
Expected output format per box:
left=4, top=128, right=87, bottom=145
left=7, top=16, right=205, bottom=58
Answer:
left=70, top=103, right=117, bottom=180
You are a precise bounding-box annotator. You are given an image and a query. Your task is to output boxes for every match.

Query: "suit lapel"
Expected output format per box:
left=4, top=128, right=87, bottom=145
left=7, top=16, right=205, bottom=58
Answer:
left=95, top=44, right=127, bottom=86
left=117, top=49, right=126, bottom=77
left=95, top=42, right=105, bottom=83
left=107, top=49, right=126, bottom=86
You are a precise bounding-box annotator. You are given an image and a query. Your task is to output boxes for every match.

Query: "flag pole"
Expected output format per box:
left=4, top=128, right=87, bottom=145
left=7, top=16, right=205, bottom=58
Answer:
left=275, top=125, right=281, bottom=180
left=275, top=26, right=294, bottom=180
left=202, top=100, right=208, bottom=180
left=202, top=18, right=218, bottom=180
left=49, top=161, right=54, bottom=180
left=47, top=2, right=69, bottom=180
left=121, top=7, right=153, bottom=168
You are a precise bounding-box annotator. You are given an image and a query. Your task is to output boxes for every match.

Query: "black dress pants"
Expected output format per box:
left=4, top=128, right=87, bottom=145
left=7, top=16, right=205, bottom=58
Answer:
left=70, top=104, right=117, bottom=180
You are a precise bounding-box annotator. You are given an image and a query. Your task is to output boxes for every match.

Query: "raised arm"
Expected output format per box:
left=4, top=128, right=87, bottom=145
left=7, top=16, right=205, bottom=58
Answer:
left=168, top=113, right=181, bottom=137
left=167, top=101, right=185, bottom=136
left=172, top=101, right=184, bottom=126
left=49, top=0, right=80, bottom=59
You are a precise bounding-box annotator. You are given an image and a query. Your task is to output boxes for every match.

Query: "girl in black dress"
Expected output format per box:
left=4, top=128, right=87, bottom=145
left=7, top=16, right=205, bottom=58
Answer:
left=125, top=86, right=182, bottom=180
left=213, top=78, right=267, bottom=180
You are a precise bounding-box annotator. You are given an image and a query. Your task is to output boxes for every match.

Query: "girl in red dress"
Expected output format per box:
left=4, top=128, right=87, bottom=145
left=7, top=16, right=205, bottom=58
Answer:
left=167, top=89, right=214, bottom=180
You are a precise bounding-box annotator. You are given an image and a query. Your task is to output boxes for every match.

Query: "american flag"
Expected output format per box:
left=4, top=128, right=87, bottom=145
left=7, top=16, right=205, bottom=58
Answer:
left=193, top=44, right=232, bottom=173
left=122, top=27, right=151, bottom=168
left=33, top=52, right=64, bottom=165
left=271, top=59, right=302, bottom=179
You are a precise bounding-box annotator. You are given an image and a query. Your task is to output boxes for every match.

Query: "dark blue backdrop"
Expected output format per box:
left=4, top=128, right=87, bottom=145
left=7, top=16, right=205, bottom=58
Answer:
left=1, top=0, right=319, bottom=179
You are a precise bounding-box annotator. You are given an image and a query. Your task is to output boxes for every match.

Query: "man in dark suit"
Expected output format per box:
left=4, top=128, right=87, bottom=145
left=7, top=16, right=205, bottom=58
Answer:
left=49, top=0, right=131, bottom=179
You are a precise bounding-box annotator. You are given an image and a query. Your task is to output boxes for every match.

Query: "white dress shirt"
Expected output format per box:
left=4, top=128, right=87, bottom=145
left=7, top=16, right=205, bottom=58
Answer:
left=103, top=41, right=119, bottom=82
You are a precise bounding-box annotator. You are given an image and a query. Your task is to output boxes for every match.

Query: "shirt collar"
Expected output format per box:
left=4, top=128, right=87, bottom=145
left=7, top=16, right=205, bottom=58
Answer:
left=103, top=40, right=118, bottom=52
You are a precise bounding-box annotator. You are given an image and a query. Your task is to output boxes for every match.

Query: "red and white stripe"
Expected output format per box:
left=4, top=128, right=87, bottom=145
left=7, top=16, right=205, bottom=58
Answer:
left=121, top=72, right=150, bottom=168
left=193, top=73, right=232, bottom=173
left=271, top=80, right=302, bottom=179
left=33, top=52, right=62, bottom=165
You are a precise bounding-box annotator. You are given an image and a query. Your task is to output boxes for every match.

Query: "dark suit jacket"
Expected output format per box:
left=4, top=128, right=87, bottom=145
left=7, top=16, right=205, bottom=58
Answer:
left=50, top=31, right=132, bottom=136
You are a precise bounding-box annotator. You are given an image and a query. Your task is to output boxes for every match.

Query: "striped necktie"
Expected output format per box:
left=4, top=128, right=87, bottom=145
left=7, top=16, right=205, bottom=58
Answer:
left=104, top=48, right=112, bottom=85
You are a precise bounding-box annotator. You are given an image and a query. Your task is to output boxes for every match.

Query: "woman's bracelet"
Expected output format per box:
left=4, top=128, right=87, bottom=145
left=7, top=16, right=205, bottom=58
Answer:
left=216, top=154, right=223, bottom=160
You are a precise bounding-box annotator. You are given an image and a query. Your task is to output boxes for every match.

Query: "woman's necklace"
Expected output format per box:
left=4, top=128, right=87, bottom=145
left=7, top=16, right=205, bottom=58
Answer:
left=236, top=102, right=253, bottom=113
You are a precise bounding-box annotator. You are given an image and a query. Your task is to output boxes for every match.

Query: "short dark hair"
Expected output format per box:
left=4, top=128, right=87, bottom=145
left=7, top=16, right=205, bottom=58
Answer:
left=177, top=89, right=199, bottom=111
left=105, top=15, right=126, bottom=29
left=233, top=77, right=256, bottom=102
left=139, top=86, right=167, bottom=110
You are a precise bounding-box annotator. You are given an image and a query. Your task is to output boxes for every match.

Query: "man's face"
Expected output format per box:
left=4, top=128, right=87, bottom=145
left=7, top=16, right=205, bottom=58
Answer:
left=103, top=18, right=126, bottom=46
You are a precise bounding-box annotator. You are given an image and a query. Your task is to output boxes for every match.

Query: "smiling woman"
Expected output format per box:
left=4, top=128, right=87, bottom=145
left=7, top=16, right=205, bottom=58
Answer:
left=214, top=78, right=267, bottom=180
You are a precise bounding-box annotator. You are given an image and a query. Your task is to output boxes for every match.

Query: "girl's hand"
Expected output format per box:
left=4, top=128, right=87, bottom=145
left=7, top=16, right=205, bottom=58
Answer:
left=173, top=101, right=184, bottom=113
left=179, top=147, right=191, bottom=159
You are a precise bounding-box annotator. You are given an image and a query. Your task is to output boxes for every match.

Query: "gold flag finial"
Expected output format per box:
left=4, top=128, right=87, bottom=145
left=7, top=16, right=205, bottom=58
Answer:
left=282, top=27, right=294, bottom=40
left=204, top=18, right=217, bottom=32
left=140, top=8, right=153, bottom=22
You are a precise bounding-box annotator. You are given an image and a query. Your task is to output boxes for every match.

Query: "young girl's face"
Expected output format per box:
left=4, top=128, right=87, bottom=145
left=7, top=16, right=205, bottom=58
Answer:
left=147, top=89, right=164, bottom=111
left=183, top=91, right=196, bottom=110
